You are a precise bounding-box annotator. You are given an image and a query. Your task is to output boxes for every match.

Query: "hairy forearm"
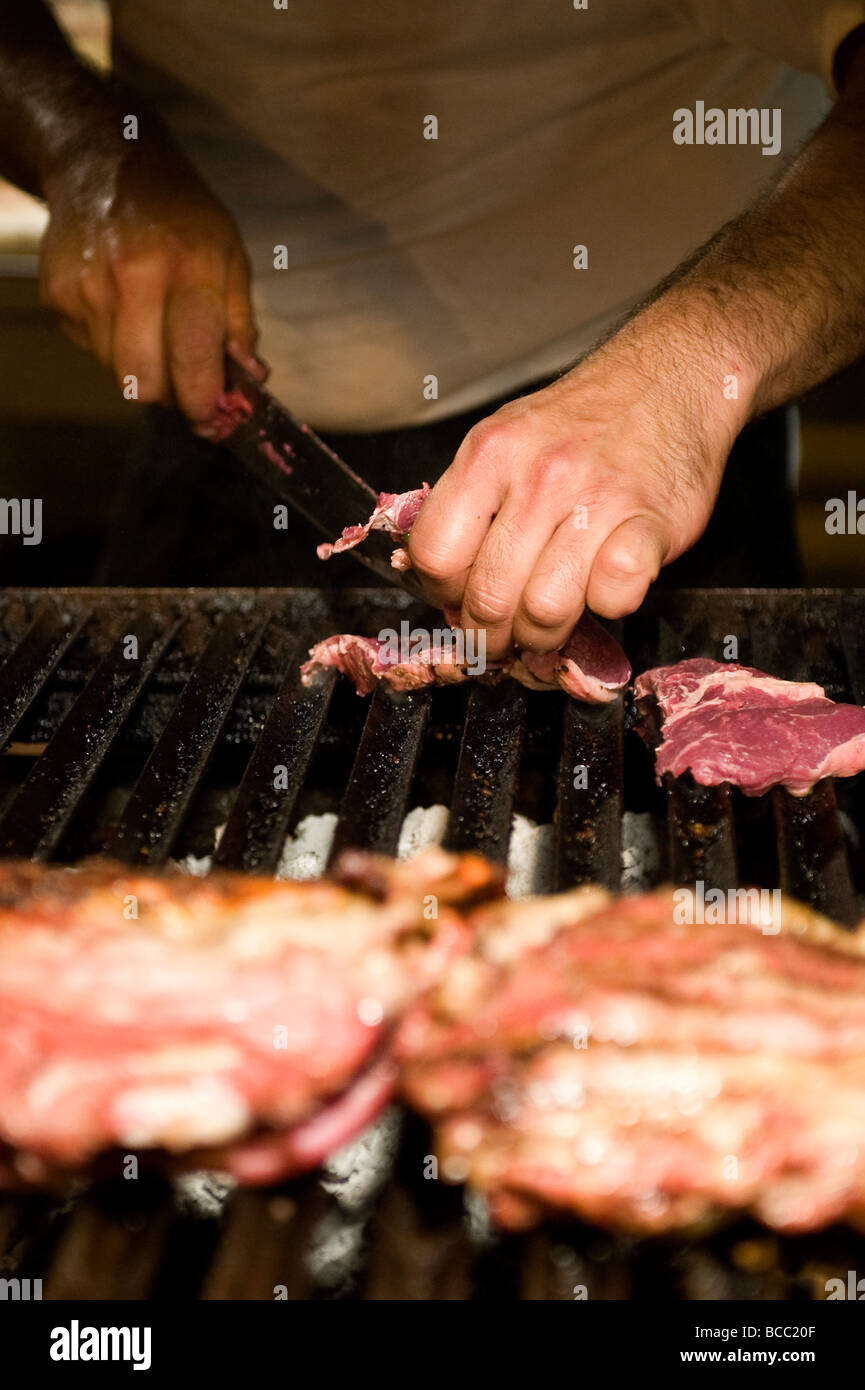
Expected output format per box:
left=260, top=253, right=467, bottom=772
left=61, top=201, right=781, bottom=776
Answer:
left=622, top=41, right=865, bottom=424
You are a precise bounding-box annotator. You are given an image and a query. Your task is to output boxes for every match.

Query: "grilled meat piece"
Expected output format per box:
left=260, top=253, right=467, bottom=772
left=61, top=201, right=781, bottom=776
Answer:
left=311, top=486, right=631, bottom=702
left=635, top=657, right=865, bottom=796
left=301, top=633, right=469, bottom=694
left=0, top=850, right=497, bottom=1188
left=397, top=887, right=865, bottom=1235
left=301, top=612, right=629, bottom=701
left=508, top=616, right=632, bottom=702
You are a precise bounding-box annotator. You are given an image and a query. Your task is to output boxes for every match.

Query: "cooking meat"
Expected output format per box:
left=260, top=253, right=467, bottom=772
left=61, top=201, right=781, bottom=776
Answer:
left=300, top=633, right=468, bottom=694
left=397, top=886, right=865, bottom=1235
left=0, top=849, right=497, bottom=1188
left=311, top=486, right=631, bottom=702
left=301, top=612, right=629, bottom=700
left=508, top=616, right=632, bottom=703
left=636, top=657, right=865, bottom=796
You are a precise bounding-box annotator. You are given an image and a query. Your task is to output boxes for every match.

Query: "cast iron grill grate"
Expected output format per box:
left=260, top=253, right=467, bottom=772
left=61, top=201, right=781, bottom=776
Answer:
left=0, top=586, right=864, bottom=1300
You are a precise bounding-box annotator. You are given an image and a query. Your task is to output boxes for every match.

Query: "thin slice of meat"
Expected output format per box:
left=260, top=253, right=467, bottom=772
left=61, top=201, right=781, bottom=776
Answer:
left=509, top=614, right=632, bottom=702
left=635, top=657, right=865, bottom=796
left=300, top=633, right=470, bottom=695
left=397, top=887, right=865, bottom=1235
left=300, top=614, right=629, bottom=700
left=0, top=849, right=498, bottom=1188
left=312, top=485, right=631, bottom=702
left=316, top=484, right=431, bottom=561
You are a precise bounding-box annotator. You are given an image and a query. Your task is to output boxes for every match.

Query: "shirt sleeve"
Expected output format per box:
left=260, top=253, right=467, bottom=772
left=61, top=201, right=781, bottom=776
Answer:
left=680, top=1, right=865, bottom=92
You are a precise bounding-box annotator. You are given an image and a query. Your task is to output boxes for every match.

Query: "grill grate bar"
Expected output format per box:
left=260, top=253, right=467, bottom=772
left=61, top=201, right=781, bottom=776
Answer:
left=43, top=1179, right=173, bottom=1300
left=0, top=1192, right=60, bottom=1284
left=361, top=1182, right=475, bottom=1300
left=0, top=612, right=177, bottom=860
left=202, top=1184, right=325, bottom=1300
left=329, top=686, right=431, bottom=861
left=0, top=599, right=88, bottom=752
left=839, top=597, right=865, bottom=704
left=109, top=612, right=270, bottom=867
left=772, top=782, right=857, bottom=924
left=213, top=664, right=336, bottom=874
left=554, top=697, right=624, bottom=891
left=665, top=778, right=739, bottom=891
left=519, top=1233, right=588, bottom=1300
left=443, top=681, right=525, bottom=861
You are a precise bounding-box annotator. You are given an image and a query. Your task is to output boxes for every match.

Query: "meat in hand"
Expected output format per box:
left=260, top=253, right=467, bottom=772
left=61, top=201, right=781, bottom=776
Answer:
left=316, top=485, right=431, bottom=562
left=311, top=485, right=631, bottom=701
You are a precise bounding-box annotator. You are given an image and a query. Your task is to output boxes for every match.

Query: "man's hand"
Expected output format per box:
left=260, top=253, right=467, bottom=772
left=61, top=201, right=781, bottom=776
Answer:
left=410, top=312, right=748, bottom=660
left=40, top=139, right=261, bottom=430
left=413, top=34, right=865, bottom=657
left=0, top=0, right=262, bottom=432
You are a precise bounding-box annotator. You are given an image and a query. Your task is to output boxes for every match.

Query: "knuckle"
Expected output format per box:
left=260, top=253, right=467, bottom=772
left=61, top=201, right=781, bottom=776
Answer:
left=408, top=538, right=453, bottom=583
left=520, top=589, right=570, bottom=631
left=168, top=325, right=221, bottom=370
left=78, top=267, right=108, bottom=310
left=107, top=245, right=134, bottom=278
left=589, top=577, right=646, bottom=620
left=461, top=415, right=513, bottom=465
left=531, top=451, right=573, bottom=494
left=598, top=546, right=646, bottom=583
left=110, top=248, right=165, bottom=288
left=40, top=273, right=73, bottom=313
left=464, top=582, right=511, bottom=627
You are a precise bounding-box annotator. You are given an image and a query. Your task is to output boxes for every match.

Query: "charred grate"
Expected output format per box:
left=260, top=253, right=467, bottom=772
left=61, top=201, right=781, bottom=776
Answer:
left=0, top=586, right=864, bottom=1301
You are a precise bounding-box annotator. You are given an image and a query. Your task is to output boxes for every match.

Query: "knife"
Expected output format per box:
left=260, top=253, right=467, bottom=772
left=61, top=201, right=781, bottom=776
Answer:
left=221, top=358, right=426, bottom=601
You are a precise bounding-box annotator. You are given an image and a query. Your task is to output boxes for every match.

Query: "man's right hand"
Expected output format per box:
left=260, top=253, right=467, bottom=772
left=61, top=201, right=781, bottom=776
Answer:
left=39, top=135, right=263, bottom=431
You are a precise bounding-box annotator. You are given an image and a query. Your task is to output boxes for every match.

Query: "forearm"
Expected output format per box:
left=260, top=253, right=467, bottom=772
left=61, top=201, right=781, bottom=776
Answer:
left=0, top=2, right=110, bottom=196
left=613, top=41, right=865, bottom=425
left=0, top=0, right=171, bottom=200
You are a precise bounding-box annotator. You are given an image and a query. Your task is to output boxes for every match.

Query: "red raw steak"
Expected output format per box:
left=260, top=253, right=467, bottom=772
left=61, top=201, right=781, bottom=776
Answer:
left=635, top=658, right=865, bottom=795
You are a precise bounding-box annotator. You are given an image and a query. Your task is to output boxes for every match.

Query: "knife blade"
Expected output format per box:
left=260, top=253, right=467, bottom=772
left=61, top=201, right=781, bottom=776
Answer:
left=221, top=358, right=426, bottom=600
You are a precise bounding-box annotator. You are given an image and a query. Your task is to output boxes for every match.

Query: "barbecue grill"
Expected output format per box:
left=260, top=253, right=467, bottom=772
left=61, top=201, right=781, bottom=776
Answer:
left=2, top=584, right=865, bottom=1301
